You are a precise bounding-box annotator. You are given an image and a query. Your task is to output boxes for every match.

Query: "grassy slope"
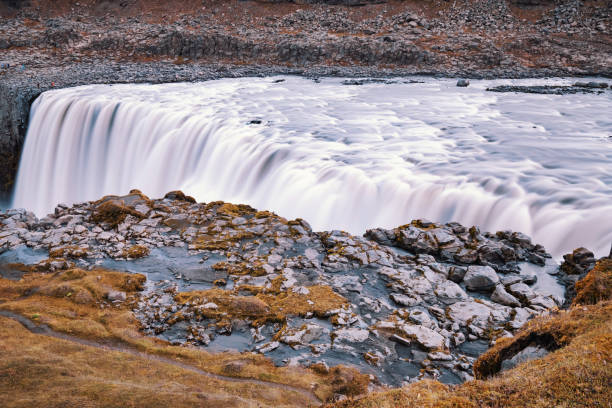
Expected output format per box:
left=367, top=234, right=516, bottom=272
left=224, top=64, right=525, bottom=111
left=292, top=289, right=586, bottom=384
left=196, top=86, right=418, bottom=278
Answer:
left=0, top=316, right=304, bottom=408
left=0, top=265, right=369, bottom=406
left=327, top=259, right=612, bottom=408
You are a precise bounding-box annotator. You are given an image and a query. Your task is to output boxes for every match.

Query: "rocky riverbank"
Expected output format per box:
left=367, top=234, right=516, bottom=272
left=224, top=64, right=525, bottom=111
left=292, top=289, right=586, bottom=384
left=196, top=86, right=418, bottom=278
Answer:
left=0, top=190, right=575, bottom=387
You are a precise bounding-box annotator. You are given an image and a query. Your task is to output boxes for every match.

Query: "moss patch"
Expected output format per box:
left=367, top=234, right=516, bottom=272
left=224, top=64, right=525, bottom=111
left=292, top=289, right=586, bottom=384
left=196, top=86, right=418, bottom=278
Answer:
left=573, top=258, right=612, bottom=306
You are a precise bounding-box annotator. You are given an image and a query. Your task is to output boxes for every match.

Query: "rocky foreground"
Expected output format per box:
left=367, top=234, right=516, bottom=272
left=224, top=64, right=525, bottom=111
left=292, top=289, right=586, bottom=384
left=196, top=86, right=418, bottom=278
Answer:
left=0, top=190, right=579, bottom=388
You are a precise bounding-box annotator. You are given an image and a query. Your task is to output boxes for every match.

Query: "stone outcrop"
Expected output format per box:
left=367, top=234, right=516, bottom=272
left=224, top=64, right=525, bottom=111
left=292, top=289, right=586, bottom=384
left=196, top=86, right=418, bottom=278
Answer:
left=0, top=191, right=565, bottom=386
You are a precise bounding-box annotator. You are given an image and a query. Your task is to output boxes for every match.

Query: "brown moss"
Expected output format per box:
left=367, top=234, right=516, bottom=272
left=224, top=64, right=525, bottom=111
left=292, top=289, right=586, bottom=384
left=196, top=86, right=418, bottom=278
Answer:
left=122, top=244, right=150, bottom=259
left=49, top=245, right=89, bottom=259
left=327, top=365, right=371, bottom=397
left=90, top=199, right=145, bottom=228
left=164, top=190, right=197, bottom=203
left=174, top=285, right=347, bottom=330
left=191, top=231, right=257, bottom=252
left=573, top=258, right=612, bottom=306
left=258, top=285, right=348, bottom=320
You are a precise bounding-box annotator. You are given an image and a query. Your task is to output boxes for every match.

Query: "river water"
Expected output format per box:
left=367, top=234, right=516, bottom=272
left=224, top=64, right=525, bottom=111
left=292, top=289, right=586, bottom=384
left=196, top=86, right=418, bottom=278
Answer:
left=12, top=76, right=612, bottom=258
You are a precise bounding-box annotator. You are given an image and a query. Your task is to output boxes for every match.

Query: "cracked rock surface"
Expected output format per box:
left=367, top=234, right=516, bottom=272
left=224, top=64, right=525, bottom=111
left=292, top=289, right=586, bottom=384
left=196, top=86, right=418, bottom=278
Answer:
left=0, top=190, right=567, bottom=386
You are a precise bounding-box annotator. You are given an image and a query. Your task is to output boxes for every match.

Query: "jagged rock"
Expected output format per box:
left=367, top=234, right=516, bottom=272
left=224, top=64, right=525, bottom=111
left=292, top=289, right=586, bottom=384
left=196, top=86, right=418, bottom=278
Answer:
left=491, top=285, right=521, bottom=307
left=390, top=292, right=422, bottom=307
left=507, top=282, right=536, bottom=303
left=448, top=266, right=467, bottom=283
left=0, top=191, right=563, bottom=388
left=399, top=324, right=445, bottom=350
left=333, top=327, right=370, bottom=343
left=447, top=300, right=492, bottom=327
left=434, top=280, right=468, bottom=304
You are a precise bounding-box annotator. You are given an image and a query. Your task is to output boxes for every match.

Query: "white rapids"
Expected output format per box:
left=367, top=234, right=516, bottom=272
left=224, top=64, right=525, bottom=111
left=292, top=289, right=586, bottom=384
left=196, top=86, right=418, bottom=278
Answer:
left=12, top=76, right=612, bottom=258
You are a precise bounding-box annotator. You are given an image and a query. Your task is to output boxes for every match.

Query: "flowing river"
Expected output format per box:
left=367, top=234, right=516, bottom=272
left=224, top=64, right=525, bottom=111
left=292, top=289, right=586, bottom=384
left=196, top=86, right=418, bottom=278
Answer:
left=12, top=76, right=612, bottom=258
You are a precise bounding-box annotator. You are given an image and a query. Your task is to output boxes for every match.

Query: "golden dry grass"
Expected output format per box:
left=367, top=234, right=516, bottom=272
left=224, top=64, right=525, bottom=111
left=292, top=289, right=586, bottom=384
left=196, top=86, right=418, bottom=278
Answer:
left=0, top=265, right=366, bottom=404
left=175, top=284, right=348, bottom=328
left=0, top=316, right=312, bottom=408
left=573, top=258, right=612, bottom=306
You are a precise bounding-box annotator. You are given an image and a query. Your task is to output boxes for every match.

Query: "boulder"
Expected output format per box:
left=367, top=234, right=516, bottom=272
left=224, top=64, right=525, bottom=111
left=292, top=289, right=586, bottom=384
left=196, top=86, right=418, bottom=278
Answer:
left=434, top=280, right=468, bottom=304
left=464, top=265, right=500, bottom=292
left=447, top=300, right=492, bottom=327
left=491, top=285, right=521, bottom=307
left=507, top=282, right=536, bottom=303
left=400, top=324, right=445, bottom=350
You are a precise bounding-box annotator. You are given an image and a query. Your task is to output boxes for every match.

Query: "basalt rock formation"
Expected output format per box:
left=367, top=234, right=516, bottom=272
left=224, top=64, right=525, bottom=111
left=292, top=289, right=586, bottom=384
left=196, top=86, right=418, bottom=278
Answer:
left=0, top=190, right=566, bottom=386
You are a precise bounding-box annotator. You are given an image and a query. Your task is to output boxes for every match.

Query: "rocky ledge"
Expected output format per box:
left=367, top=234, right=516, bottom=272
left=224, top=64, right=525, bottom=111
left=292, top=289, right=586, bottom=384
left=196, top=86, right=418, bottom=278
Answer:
left=0, top=190, right=572, bottom=386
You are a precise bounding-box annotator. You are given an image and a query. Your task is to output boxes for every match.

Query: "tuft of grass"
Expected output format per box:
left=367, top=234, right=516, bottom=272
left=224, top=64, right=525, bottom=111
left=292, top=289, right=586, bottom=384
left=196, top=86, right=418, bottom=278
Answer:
left=573, top=258, right=612, bottom=306
left=122, top=244, right=150, bottom=259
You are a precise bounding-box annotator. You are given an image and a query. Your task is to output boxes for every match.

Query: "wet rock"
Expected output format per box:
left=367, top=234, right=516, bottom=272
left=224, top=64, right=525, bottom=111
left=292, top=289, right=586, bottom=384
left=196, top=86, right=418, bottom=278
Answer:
left=434, top=280, right=468, bottom=304
left=448, top=266, right=467, bottom=283
left=282, top=323, right=329, bottom=346
left=456, top=79, right=470, bottom=87
left=491, top=284, right=521, bottom=307
left=400, top=324, right=445, bottom=350
left=333, top=327, right=370, bottom=343
left=507, top=282, right=536, bottom=304
left=1, top=191, right=563, bottom=388
left=464, top=265, right=500, bottom=292
left=447, top=301, right=492, bottom=327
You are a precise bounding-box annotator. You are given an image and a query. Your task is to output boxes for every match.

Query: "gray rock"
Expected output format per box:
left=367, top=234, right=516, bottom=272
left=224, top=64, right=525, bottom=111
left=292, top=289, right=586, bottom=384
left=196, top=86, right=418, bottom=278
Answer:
left=400, top=324, right=445, bottom=350
left=456, top=79, right=470, bottom=87
left=507, top=282, right=536, bottom=303
left=106, top=290, right=126, bottom=302
left=391, top=292, right=422, bottom=307
left=500, top=345, right=549, bottom=371
left=491, top=284, right=521, bottom=307
left=434, top=280, right=468, bottom=304
left=448, top=266, right=467, bottom=283
left=464, top=265, right=500, bottom=292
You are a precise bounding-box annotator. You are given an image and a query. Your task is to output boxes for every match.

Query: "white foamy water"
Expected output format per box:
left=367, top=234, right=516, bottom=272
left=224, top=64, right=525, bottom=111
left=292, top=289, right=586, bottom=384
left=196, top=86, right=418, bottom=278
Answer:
left=13, top=76, right=612, bottom=257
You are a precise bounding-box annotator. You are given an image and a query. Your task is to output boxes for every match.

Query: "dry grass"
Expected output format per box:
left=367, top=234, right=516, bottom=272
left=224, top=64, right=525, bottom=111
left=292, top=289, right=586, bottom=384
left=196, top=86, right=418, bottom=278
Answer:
left=122, top=244, right=150, bottom=259
left=573, top=258, right=612, bottom=306
left=327, top=259, right=612, bottom=408
left=0, top=265, right=362, bottom=404
left=174, top=284, right=348, bottom=328
left=0, top=316, right=311, bottom=408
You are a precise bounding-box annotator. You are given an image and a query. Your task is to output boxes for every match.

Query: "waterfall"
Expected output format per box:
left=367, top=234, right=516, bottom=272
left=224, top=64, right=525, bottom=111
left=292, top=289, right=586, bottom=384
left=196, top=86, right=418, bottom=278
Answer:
left=12, top=77, right=612, bottom=258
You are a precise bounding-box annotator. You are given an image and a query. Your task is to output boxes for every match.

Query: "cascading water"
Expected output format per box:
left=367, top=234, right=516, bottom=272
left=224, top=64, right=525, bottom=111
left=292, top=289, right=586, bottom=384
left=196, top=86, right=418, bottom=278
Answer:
left=12, top=76, right=612, bottom=258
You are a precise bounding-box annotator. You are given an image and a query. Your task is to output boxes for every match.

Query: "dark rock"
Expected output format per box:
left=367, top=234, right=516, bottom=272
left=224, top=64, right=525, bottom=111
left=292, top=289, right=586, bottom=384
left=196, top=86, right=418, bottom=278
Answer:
left=464, top=265, right=499, bottom=292
left=448, top=266, right=467, bottom=283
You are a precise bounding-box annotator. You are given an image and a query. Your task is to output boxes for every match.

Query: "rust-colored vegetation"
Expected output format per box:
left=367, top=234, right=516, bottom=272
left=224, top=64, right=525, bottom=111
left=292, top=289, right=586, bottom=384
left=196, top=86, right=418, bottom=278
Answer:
left=0, top=264, right=364, bottom=405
